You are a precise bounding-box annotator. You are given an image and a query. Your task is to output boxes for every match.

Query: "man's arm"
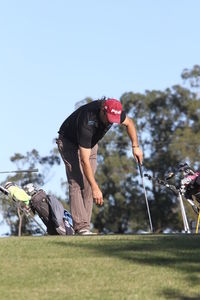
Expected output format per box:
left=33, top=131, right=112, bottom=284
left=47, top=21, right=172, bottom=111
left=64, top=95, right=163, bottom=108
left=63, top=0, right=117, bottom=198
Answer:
left=122, top=116, right=143, bottom=164
left=79, top=146, right=103, bottom=206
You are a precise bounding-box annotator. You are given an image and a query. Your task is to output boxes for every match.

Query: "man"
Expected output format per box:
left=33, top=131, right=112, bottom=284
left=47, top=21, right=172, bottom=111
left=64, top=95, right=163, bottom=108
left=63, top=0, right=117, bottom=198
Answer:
left=56, top=98, right=143, bottom=235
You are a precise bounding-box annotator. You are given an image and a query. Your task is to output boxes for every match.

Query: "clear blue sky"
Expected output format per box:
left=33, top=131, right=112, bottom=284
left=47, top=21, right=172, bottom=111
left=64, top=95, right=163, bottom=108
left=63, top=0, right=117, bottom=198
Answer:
left=0, top=0, right=200, bottom=197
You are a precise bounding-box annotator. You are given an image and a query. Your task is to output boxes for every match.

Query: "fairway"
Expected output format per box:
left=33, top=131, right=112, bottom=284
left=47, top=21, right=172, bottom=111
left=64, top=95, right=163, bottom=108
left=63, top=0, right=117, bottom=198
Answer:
left=0, top=234, right=200, bottom=300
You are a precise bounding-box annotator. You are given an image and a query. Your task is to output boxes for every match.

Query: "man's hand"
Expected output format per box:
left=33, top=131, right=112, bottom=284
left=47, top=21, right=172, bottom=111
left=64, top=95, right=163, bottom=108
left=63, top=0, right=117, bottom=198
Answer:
left=80, top=146, right=104, bottom=206
left=132, top=146, right=143, bottom=165
left=92, top=185, right=104, bottom=206
left=79, top=146, right=104, bottom=206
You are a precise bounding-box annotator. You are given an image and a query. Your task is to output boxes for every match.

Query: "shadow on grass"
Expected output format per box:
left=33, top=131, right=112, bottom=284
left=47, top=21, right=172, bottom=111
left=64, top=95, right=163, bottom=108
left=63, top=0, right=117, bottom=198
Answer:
left=53, top=234, right=200, bottom=299
left=162, top=288, right=200, bottom=300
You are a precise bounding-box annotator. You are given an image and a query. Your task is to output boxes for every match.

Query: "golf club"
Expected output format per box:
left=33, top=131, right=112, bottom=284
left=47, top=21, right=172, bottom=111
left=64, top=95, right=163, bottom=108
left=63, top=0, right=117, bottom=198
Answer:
left=138, top=163, right=153, bottom=232
left=177, top=191, right=191, bottom=233
left=0, top=169, right=39, bottom=174
left=144, top=172, right=192, bottom=234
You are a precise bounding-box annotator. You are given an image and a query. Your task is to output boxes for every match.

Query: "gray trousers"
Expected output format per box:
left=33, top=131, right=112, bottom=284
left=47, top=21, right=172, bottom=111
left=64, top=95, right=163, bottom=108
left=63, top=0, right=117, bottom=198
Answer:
left=56, top=135, right=98, bottom=232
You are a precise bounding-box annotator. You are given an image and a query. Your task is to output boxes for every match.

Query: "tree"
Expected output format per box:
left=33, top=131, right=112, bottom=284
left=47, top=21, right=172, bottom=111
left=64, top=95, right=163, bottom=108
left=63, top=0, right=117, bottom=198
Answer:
left=93, top=65, right=200, bottom=233
left=181, top=64, right=200, bottom=89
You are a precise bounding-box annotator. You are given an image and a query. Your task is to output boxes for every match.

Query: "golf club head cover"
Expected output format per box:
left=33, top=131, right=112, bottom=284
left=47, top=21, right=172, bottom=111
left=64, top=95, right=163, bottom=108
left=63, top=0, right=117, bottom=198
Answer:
left=5, top=183, right=31, bottom=205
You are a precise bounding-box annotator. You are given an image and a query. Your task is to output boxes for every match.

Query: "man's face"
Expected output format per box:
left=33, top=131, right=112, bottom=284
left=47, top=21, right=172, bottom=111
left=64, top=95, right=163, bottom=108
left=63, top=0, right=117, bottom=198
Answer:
left=100, top=109, right=112, bottom=126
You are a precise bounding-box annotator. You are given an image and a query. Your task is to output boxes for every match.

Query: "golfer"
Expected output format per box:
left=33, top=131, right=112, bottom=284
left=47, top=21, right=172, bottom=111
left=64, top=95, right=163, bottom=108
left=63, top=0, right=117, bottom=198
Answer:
left=56, top=98, right=143, bottom=235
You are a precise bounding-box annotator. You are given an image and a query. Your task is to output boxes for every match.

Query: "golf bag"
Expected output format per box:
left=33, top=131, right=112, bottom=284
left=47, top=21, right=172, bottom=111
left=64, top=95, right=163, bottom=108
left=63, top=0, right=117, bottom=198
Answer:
left=29, top=189, right=74, bottom=235
left=3, top=182, right=74, bottom=236
left=178, top=164, right=200, bottom=214
left=24, top=183, right=74, bottom=235
left=144, top=162, right=200, bottom=233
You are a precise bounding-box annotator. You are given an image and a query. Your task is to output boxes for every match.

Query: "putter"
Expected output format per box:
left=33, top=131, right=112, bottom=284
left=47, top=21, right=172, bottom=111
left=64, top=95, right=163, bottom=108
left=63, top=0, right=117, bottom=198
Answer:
left=138, top=163, right=153, bottom=232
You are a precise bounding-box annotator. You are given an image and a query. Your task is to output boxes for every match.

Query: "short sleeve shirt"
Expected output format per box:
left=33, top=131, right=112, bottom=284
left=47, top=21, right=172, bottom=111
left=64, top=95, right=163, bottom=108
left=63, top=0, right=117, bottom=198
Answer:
left=58, top=100, right=126, bottom=148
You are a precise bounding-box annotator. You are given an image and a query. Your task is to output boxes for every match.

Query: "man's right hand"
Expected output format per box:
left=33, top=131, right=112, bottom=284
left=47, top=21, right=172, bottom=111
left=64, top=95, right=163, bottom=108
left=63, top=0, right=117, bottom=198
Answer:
left=79, top=147, right=104, bottom=206
left=92, top=185, right=104, bottom=206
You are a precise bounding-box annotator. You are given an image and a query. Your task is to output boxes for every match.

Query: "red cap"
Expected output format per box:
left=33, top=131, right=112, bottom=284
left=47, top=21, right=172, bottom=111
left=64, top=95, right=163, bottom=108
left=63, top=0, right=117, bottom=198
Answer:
left=103, top=99, right=122, bottom=124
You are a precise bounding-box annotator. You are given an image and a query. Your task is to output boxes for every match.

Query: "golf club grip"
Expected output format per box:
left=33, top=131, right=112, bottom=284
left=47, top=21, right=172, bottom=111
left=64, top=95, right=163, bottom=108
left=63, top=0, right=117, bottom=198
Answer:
left=138, top=163, right=143, bottom=178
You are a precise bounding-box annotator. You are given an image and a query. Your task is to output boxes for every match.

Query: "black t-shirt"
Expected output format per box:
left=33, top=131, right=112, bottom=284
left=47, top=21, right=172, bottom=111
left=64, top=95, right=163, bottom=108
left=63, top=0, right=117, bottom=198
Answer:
left=58, top=100, right=126, bottom=148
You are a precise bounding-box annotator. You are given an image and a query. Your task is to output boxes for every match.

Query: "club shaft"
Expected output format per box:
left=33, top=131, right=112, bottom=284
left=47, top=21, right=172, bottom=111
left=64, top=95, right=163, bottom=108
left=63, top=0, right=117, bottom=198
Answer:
left=0, top=169, right=38, bottom=174
left=138, top=164, right=153, bottom=232
left=141, top=176, right=153, bottom=232
left=0, top=185, right=9, bottom=195
left=24, top=211, right=46, bottom=234
left=178, top=192, right=190, bottom=233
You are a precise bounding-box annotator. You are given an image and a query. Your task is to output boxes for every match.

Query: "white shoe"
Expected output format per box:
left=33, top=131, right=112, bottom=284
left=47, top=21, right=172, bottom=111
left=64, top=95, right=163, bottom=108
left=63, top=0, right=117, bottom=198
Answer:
left=77, top=229, right=97, bottom=235
left=56, top=225, right=66, bottom=236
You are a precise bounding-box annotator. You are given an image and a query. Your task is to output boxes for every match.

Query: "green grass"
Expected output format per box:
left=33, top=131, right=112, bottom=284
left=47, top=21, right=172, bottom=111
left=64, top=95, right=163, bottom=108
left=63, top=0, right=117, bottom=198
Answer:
left=0, top=234, right=200, bottom=300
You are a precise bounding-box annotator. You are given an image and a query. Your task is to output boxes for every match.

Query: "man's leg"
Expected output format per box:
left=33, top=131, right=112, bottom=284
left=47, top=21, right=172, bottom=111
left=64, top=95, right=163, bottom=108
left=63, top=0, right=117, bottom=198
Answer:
left=80, top=144, right=98, bottom=225
left=56, top=136, right=90, bottom=232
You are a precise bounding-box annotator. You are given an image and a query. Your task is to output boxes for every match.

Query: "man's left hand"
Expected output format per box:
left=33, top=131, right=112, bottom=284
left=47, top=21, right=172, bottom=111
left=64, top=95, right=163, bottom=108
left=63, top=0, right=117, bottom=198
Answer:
left=132, top=147, right=143, bottom=165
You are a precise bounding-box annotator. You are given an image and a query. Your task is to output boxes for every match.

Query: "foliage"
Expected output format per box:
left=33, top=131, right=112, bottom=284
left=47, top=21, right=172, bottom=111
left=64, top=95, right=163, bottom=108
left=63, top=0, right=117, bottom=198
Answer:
left=93, top=65, right=200, bottom=233
left=181, top=64, right=200, bottom=88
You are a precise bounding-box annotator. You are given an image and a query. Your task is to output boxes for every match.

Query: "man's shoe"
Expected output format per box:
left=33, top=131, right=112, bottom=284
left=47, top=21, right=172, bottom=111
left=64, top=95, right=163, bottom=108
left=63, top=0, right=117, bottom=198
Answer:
left=76, top=229, right=97, bottom=235
left=56, top=225, right=66, bottom=236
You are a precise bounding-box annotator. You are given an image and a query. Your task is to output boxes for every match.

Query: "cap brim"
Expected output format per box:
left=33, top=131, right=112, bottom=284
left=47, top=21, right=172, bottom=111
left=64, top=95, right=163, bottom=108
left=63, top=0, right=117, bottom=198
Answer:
left=107, top=113, right=121, bottom=124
